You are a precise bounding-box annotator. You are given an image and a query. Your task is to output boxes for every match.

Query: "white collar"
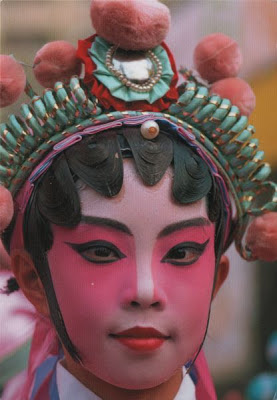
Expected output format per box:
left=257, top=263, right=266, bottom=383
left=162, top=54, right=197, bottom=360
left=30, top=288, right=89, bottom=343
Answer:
left=56, top=362, right=196, bottom=400
left=57, top=361, right=100, bottom=400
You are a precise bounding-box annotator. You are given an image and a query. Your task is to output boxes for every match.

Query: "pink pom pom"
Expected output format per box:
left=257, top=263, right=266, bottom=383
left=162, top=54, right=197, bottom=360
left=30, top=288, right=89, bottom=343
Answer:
left=210, top=77, right=256, bottom=116
left=246, top=213, right=277, bottom=262
left=90, top=0, right=170, bottom=51
left=193, top=33, right=242, bottom=83
left=0, top=186, right=13, bottom=232
left=33, top=41, right=82, bottom=88
left=0, top=55, right=26, bottom=108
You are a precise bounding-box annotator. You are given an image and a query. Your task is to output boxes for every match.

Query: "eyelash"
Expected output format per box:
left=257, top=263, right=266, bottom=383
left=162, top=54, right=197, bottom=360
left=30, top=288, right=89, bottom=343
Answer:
left=66, top=240, right=126, bottom=264
left=161, top=240, right=209, bottom=266
left=66, top=239, right=209, bottom=266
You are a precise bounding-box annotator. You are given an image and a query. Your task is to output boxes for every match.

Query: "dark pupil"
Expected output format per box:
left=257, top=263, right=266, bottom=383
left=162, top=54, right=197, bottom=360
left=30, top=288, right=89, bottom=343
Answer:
left=171, top=248, right=187, bottom=259
left=94, top=247, right=112, bottom=257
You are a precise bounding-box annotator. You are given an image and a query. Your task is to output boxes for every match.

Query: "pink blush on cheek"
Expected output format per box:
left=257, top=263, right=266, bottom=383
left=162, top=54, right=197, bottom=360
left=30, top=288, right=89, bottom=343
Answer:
left=151, top=225, right=216, bottom=361
left=47, top=224, right=138, bottom=368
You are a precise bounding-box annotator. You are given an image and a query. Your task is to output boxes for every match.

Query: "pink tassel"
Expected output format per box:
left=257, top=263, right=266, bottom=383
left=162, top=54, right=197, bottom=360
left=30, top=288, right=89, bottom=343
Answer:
left=246, top=213, right=277, bottom=262
left=22, top=315, right=59, bottom=400
left=194, top=350, right=217, bottom=399
left=0, top=185, right=14, bottom=232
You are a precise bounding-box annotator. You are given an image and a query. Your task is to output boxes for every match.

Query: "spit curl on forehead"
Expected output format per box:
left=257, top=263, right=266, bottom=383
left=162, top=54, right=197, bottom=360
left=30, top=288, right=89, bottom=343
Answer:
left=78, top=160, right=209, bottom=233
left=78, top=159, right=209, bottom=226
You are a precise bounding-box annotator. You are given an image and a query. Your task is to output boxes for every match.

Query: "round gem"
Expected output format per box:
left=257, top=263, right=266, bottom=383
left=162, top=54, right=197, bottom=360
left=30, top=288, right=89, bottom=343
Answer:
left=140, top=120, right=160, bottom=140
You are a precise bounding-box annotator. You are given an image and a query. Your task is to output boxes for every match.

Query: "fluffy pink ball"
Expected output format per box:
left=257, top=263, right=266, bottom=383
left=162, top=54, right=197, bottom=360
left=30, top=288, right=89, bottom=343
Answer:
left=0, top=55, right=26, bottom=108
left=210, top=77, right=256, bottom=116
left=194, top=33, right=242, bottom=83
left=246, top=213, right=277, bottom=262
left=0, top=186, right=13, bottom=232
left=90, top=0, right=170, bottom=51
left=33, top=41, right=82, bottom=88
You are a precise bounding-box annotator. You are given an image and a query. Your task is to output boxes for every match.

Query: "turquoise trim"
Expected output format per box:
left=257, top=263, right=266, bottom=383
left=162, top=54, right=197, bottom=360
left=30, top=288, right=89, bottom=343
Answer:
left=89, top=37, right=174, bottom=104
left=0, top=339, right=31, bottom=388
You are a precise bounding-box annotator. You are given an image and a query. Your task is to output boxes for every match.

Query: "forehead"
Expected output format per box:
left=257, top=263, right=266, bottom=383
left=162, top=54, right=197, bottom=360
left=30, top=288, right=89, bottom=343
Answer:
left=79, top=160, right=208, bottom=233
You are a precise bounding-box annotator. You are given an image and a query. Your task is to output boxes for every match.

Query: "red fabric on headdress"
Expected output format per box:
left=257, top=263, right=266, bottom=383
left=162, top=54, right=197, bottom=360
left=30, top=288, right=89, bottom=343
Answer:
left=76, top=35, right=178, bottom=112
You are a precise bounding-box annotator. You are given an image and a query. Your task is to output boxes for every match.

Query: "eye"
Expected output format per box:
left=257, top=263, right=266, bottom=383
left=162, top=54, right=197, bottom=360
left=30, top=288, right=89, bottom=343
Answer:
left=66, top=240, right=126, bottom=264
left=161, top=240, right=209, bottom=266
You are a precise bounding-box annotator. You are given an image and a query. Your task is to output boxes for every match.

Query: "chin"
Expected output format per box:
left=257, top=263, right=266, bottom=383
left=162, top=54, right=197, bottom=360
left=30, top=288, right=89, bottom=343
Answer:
left=83, top=357, right=182, bottom=391
left=104, top=371, right=175, bottom=390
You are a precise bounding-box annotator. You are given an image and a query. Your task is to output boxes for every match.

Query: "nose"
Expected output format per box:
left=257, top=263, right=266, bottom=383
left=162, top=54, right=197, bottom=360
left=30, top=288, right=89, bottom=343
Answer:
left=120, top=251, right=167, bottom=310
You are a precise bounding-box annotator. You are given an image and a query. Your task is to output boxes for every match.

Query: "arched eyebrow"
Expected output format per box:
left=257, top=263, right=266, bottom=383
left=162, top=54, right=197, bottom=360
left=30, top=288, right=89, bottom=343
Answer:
left=81, top=216, right=133, bottom=236
left=157, top=218, right=211, bottom=239
left=81, top=216, right=211, bottom=239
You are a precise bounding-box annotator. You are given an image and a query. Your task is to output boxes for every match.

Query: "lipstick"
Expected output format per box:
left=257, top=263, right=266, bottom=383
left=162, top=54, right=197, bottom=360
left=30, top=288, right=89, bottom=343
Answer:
left=111, top=326, right=169, bottom=351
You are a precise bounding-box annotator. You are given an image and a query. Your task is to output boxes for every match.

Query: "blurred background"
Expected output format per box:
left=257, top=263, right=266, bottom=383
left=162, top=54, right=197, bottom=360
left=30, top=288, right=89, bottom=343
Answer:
left=1, top=0, right=277, bottom=398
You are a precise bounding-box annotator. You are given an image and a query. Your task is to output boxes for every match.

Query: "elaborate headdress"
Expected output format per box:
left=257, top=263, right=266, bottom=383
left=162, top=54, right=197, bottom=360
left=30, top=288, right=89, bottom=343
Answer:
left=0, top=2, right=276, bottom=257
left=1, top=1, right=277, bottom=399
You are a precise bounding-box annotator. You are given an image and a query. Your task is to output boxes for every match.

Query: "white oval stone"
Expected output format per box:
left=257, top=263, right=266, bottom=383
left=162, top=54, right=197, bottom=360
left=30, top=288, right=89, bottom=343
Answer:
left=140, top=120, right=160, bottom=140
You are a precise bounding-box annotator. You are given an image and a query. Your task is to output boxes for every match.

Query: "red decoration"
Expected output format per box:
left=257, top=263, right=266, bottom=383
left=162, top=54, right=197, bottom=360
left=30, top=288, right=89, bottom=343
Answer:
left=76, top=35, right=178, bottom=112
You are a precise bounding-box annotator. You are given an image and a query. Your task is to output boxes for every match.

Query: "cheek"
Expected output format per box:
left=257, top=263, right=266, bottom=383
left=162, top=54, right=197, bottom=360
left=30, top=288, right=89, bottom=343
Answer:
left=47, top=237, right=136, bottom=350
left=152, top=234, right=215, bottom=350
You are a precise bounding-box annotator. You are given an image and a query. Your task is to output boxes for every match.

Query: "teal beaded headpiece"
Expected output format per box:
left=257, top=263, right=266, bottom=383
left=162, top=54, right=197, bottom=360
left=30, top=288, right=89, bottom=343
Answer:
left=1, top=73, right=276, bottom=261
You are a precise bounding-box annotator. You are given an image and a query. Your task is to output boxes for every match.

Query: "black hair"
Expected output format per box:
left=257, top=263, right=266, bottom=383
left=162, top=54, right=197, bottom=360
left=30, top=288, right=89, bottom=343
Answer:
left=0, top=276, right=20, bottom=295
left=2, top=126, right=225, bottom=361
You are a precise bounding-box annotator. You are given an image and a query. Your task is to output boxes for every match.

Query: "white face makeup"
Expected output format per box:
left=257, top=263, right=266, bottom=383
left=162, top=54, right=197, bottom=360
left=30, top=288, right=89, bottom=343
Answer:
left=47, top=160, right=216, bottom=389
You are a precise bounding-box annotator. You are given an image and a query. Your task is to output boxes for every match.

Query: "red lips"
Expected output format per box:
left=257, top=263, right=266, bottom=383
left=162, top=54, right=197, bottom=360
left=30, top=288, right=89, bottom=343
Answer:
left=111, top=326, right=169, bottom=351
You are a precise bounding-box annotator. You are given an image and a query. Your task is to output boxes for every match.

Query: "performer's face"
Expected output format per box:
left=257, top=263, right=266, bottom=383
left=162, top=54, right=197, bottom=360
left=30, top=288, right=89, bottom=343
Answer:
left=48, top=160, right=216, bottom=389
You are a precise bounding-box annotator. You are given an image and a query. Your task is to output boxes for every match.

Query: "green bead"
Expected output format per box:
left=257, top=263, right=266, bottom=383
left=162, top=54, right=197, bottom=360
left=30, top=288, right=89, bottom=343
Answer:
left=8, top=115, right=36, bottom=150
left=0, top=145, right=20, bottom=165
left=212, top=98, right=231, bottom=121
left=169, top=104, right=182, bottom=115
left=43, top=90, right=69, bottom=128
left=182, top=86, right=208, bottom=114
left=177, top=82, right=196, bottom=106
left=0, top=124, right=17, bottom=150
left=32, top=96, right=56, bottom=132
left=240, top=190, right=255, bottom=211
left=251, top=162, right=271, bottom=182
left=224, top=129, right=252, bottom=156
left=218, top=105, right=240, bottom=132
left=194, top=102, right=217, bottom=123
left=70, top=77, right=87, bottom=106
left=247, top=183, right=277, bottom=216
left=240, top=180, right=256, bottom=191
left=54, top=84, right=76, bottom=118
left=236, top=159, right=261, bottom=179
left=229, top=116, right=248, bottom=135
left=21, top=104, right=44, bottom=138
left=0, top=165, right=16, bottom=178
left=7, top=115, right=25, bottom=139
